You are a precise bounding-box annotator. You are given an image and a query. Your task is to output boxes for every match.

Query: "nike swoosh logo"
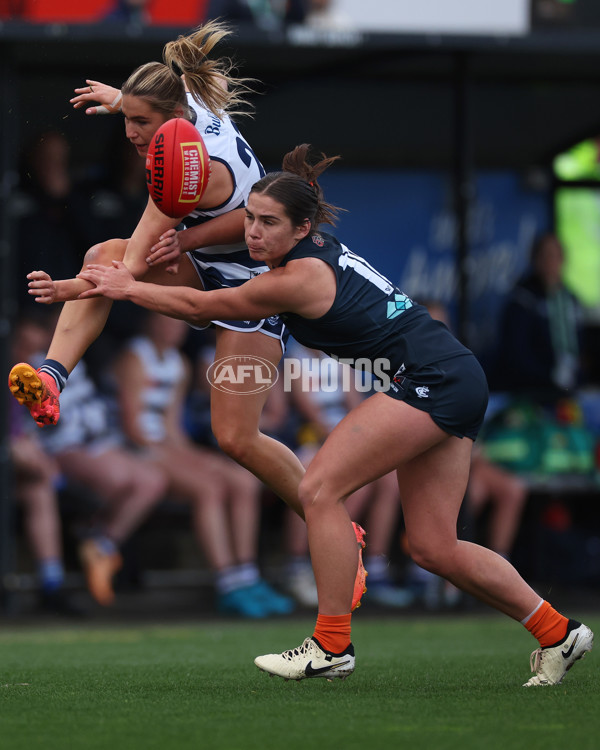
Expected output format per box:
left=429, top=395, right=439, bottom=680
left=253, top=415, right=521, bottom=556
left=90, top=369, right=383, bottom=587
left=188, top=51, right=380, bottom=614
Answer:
left=305, top=659, right=350, bottom=677
left=562, top=633, right=579, bottom=659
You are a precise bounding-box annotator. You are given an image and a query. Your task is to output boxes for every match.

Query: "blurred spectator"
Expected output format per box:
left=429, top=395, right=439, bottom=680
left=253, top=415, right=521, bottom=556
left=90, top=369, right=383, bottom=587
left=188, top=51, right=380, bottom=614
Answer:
left=24, top=311, right=169, bottom=607
left=206, top=0, right=307, bottom=29
left=494, top=232, right=585, bottom=404
left=467, top=448, right=528, bottom=561
left=14, top=131, right=98, bottom=311
left=112, top=312, right=295, bottom=617
left=10, top=313, right=83, bottom=617
left=37, top=358, right=170, bottom=608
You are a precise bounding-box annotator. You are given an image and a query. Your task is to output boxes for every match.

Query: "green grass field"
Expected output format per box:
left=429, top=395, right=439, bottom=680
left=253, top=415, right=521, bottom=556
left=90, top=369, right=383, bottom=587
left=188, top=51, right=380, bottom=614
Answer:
left=1, top=614, right=598, bottom=750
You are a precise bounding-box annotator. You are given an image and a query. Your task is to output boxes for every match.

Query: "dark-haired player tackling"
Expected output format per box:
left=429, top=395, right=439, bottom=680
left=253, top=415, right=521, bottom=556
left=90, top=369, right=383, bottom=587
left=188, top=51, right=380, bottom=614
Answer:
left=75, top=144, right=593, bottom=687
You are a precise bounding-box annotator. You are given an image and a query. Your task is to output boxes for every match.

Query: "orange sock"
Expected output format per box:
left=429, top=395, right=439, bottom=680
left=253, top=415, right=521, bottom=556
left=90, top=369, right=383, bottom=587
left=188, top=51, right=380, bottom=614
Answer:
left=523, top=600, right=569, bottom=648
left=313, top=613, right=352, bottom=654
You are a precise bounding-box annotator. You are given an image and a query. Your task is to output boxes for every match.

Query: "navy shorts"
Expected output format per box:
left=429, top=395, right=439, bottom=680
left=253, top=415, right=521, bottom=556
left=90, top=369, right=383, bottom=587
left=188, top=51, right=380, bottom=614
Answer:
left=385, top=353, right=489, bottom=440
left=188, top=261, right=289, bottom=351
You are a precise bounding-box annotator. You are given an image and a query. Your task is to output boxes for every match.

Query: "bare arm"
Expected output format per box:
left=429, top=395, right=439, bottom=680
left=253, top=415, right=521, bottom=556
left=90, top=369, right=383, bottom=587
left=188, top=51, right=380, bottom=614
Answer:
left=27, top=271, right=93, bottom=305
left=146, top=208, right=246, bottom=267
left=122, top=197, right=181, bottom=278
left=77, top=257, right=336, bottom=325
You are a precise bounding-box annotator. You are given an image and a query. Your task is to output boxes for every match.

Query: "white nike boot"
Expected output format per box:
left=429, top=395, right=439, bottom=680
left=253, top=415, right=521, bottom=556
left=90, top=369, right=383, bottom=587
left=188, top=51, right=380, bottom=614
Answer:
left=523, top=620, right=593, bottom=687
left=255, top=637, right=355, bottom=681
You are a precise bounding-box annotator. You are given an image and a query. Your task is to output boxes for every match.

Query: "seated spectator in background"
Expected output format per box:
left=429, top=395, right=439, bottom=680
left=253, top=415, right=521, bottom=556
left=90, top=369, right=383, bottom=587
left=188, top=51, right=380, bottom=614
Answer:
left=206, top=0, right=307, bottom=29
left=10, top=314, right=83, bottom=617
left=494, top=232, right=585, bottom=404
left=112, top=311, right=294, bottom=618
left=37, top=358, right=170, bottom=608
left=24, top=313, right=169, bottom=607
left=467, top=448, right=528, bottom=561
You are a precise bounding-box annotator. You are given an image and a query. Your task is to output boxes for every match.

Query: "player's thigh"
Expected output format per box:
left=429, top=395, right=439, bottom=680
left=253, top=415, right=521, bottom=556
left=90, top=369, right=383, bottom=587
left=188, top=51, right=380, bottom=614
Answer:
left=141, top=253, right=205, bottom=289
left=210, top=327, right=283, bottom=431
left=303, top=393, right=448, bottom=503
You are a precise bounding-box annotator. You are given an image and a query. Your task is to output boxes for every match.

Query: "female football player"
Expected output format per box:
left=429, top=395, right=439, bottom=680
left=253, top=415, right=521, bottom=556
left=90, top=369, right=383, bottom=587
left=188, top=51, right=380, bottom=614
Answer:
left=11, top=21, right=367, bottom=610
left=75, top=144, right=593, bottom=688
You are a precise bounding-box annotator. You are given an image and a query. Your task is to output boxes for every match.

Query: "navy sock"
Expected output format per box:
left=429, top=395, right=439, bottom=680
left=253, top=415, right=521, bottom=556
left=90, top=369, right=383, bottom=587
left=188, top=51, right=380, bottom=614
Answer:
left=39, top=359, right=69, bottom=393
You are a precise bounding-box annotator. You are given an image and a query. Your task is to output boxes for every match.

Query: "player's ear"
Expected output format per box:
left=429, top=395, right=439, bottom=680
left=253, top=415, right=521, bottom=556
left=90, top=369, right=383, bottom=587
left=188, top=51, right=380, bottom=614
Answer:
left=297, top=218, right=311, bottom=239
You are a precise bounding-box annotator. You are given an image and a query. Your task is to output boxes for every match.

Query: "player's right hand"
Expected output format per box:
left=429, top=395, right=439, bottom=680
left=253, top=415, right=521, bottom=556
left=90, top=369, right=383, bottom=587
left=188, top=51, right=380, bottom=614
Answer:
left=27, top=270, right=58, bottom=304
left=147, top=228, right=182, bottom=275
left=70, top=79, right=123, bottom=115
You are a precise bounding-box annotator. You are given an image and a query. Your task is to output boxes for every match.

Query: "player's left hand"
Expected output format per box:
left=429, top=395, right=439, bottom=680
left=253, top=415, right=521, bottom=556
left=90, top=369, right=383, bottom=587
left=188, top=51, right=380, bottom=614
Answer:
left=146, top=228, right=181, bottom=275
left=77, top=261, right=134, bottom=300
left=70, top=80, right=123, bottom=115
left=27, top=270, right=58, bottom=304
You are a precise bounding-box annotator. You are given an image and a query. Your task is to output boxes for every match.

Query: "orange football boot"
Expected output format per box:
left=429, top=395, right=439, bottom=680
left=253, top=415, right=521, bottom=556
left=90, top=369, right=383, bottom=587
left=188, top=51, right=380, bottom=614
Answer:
left=8, top=363, right=60, bottom=426
left=351, top=522, right=368, bottom=611
left=78, top=539, right=123, bottom=607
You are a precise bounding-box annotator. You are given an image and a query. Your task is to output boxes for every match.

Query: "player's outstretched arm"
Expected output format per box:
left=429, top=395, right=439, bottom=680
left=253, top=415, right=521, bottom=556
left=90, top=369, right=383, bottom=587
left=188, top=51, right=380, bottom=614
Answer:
left=78, top=256, right=334, bottom=325
left=70, top=80, right=123, bottom=115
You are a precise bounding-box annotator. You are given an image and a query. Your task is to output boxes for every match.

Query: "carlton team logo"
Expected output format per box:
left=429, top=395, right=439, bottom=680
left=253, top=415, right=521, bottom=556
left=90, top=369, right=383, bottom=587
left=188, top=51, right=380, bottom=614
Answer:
left=206, top=355, right=279, bottom=394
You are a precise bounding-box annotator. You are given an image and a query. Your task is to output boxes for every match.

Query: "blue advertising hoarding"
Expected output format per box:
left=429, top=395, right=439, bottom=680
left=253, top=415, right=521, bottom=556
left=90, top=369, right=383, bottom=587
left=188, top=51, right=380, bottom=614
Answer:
left=320, top=169, right=551, bottom=368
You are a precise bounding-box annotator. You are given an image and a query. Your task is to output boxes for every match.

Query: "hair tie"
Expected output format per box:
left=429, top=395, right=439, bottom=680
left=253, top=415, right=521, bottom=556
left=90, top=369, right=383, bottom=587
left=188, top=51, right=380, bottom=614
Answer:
left=171, top=60, right=184, bottom=78
left=308, top=181, right=314, bottom=187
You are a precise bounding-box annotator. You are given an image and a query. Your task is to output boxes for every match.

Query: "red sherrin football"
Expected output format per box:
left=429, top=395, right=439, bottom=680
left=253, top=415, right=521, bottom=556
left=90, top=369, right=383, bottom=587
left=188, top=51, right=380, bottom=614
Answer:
left=145, top=118, right=211, bottom=219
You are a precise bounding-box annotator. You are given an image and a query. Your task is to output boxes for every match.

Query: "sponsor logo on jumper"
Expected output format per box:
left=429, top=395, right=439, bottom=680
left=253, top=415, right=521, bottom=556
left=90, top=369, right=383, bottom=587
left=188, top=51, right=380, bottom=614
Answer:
left=204, top=113, right=222, bottom=136
left=312, top=234, right=324, bottom=247
left=387, top=293, right=413, bottom=319
left=415, top=386, right=429, bottom=398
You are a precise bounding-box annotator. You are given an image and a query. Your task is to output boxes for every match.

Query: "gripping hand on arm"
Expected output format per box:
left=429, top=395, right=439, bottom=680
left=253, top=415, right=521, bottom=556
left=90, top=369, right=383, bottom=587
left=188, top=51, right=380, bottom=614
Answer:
left=145, top=208, right=247, bottom=270
left=70, top=80, right=123, bottom=116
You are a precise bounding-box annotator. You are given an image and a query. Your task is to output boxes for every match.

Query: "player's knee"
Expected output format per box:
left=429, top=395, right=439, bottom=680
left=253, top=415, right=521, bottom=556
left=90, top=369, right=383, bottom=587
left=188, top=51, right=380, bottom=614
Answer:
left=297, top=473, right=333, bottom=516
left=406, top=538, right=448, bottom=577
left=212, top=423, right=253, bottom=465
left=83, top=238, right=127, bottom=267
